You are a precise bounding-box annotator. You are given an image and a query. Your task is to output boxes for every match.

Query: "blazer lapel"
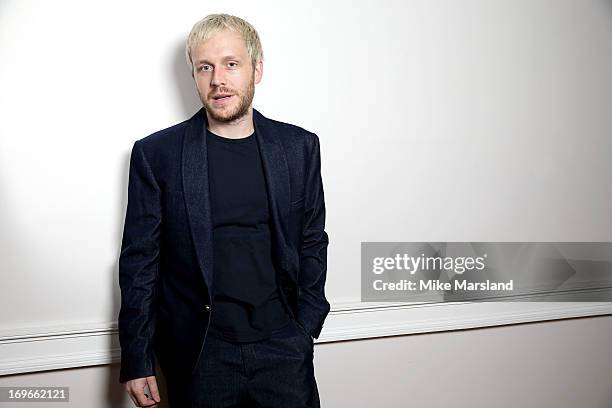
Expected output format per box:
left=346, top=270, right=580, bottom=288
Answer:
left=182, top=107, right=293, bottom=294
left=182, top=108, right=215, bottom=291
left=253, top=108, right=292, bottom=274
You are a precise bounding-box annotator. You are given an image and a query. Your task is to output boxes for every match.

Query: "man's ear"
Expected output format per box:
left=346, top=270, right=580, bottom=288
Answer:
left=254, top=60, right=263, bottom=84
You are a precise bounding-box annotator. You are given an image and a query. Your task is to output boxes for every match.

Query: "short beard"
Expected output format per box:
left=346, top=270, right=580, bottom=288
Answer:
left=200, top=71, right=255, bottom=123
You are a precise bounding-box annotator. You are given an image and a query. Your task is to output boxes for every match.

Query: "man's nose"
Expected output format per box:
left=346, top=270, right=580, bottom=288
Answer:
left=210, top=68, right=226, bottom=86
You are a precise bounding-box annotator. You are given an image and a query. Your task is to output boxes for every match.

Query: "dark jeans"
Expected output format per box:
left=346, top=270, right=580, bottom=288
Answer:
left=165, top=318, right=320, bottom=407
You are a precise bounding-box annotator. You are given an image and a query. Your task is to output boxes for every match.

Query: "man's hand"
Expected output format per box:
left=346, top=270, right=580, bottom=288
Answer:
left=125, top=375, right=161, bottom=407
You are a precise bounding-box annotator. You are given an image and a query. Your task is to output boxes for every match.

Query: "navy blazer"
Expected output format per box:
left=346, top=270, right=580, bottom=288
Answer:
left=118, top=107, right=330, bottom=383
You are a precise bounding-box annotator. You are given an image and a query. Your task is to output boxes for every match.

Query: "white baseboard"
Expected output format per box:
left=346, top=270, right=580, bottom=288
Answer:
left=1, top=300, right=611, bottom=376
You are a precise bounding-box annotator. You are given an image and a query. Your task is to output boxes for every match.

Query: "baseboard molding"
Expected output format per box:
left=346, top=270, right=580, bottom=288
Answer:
left=1, top=301, right=611, bottom=376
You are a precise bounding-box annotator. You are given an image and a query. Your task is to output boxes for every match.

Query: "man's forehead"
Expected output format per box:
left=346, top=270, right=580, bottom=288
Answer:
left=193, top=48, right=247, bottom=63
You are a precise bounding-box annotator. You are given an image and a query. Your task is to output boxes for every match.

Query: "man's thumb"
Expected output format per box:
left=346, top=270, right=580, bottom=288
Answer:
left=146, top=376, right=161, bottom=403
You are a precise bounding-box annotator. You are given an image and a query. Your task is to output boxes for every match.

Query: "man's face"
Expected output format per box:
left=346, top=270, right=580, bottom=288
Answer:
left=191, top=29, right=262, bottom=123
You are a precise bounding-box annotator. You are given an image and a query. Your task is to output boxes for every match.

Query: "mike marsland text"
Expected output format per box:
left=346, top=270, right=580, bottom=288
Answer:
left=372, top=279, right=514, bottom=291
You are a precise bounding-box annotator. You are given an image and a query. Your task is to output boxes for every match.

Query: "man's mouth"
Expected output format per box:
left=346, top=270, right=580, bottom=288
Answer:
left=211, top=94, right=233, bottom=106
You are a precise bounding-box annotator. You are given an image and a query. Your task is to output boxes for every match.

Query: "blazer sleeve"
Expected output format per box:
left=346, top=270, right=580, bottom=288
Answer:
left=117, top=140, right=161, bottom=384
left=296, top=133, right=331, bottom=340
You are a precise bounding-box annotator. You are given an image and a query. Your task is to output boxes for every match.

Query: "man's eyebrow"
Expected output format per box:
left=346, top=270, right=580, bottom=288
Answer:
left=195, top=56, right=241, bottom=64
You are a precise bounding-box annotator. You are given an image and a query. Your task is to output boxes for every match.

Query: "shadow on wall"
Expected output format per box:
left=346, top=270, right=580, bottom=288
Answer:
left=172, top=39, right=204, bottom=119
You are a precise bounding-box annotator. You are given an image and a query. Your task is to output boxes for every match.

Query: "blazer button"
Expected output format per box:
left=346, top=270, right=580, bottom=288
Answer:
left=204, top=304, right=211, bottom=312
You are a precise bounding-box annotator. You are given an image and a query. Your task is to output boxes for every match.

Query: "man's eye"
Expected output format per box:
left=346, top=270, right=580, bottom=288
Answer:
left=228, top=62, right=237, bottom=67
left=199, top=66, right=211, bottom=72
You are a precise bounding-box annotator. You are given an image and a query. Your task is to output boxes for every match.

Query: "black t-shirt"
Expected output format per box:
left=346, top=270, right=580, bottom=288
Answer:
left=206, top=128, right=290, bottom=343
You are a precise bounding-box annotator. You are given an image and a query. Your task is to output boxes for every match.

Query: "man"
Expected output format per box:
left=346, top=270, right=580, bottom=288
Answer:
left=117, top=13, right=330, bottom=408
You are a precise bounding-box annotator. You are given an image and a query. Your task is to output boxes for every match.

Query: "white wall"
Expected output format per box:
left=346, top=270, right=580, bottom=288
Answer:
left=1, top=0, right=611, bottom=405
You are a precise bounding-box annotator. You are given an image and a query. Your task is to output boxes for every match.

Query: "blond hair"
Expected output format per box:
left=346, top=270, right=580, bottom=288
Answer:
left=185, top=13, right=263, bottom=72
